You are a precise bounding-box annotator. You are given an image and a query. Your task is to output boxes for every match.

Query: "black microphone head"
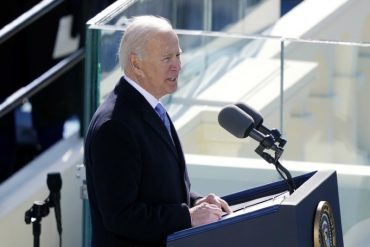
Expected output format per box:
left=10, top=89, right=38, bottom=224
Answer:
left=235, top=103, right=263, bottom=128
left=218, top=105, right=255, bottom=138
left=47, top=173, right=62, bottom=193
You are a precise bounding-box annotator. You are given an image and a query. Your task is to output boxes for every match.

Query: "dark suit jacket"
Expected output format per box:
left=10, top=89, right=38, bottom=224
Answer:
left=84, top=77, right=200, bottom=246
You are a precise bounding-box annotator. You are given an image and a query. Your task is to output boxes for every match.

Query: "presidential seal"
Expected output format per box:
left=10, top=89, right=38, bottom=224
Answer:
left=314, top=201, right=336, bottom=247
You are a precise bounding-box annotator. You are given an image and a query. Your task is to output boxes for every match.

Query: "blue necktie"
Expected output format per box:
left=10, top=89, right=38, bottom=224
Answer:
left=155, top=103, right=173, bottom=141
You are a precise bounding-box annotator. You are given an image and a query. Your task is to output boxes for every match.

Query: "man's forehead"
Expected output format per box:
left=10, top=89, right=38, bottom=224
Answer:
left=146, top=33, right=180, bottom=52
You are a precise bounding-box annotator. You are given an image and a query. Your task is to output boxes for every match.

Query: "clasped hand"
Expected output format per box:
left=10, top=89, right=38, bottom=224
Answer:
left=189, top=193, right=232, bottom=227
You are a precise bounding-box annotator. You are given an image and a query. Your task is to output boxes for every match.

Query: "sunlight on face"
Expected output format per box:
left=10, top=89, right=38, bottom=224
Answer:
left=138, top=30, right=182, bottom=99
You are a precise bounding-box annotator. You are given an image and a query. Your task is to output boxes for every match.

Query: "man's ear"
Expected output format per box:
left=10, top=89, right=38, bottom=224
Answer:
left=129, top=53, right=143, bottom=75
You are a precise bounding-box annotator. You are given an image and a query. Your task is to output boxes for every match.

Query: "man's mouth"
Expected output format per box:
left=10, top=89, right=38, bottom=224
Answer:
left=168, top=77, right=177, bottom=82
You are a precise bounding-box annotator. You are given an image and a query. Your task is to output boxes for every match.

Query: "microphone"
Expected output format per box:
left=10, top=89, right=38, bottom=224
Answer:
left=218, top=104, right=254, bottom=138
left=218, top=104, right=296, bottom=194
left=235, top=103, right=268, bottom=133
left=218, top=105, right=278, bottom=151
left=47, top=173, right=62, bottom=236
left=235, top=103, right=287, bottom=147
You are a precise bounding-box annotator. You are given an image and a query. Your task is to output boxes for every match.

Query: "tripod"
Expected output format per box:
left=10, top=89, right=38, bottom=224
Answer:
left=24, top=173, right=62, bottom=247
left=24, top=201, right=49, bottom=247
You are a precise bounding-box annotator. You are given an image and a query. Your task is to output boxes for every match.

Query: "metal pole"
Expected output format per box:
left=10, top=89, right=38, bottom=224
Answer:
left=0, top=0, right=64, bottom=45
left=0, top=49, right=84, bottom=119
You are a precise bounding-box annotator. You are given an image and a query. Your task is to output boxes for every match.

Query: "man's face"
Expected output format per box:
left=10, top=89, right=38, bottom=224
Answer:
left=137, top=30, right=182, bottom=99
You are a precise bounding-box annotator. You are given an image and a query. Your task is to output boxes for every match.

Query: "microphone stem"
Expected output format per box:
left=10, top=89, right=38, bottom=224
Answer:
left=274, top=160, right=296, bottom=194
left=255, top=145, right=296, bottom=194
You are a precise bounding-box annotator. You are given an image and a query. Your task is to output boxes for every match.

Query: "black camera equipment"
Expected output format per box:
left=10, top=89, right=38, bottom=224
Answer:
left=24, top=172, right=62, bottom=247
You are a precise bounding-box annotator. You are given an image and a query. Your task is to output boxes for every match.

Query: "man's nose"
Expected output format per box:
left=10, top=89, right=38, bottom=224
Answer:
left=171, top=58, right=181, bottom=71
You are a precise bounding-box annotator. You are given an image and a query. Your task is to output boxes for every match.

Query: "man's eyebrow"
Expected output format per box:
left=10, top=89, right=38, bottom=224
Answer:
left=161, top=51, right=182, bottom=57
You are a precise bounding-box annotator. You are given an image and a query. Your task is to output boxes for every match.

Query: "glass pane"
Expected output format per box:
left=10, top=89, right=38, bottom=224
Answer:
left=91, top=0, right=370, bottom=43
left=168, top=33, right=282, bottom=160
left=84, top=1, right=370, bottom=246
left=99, top=29, right=123, bottom=103
left=95, top=0, right=278, bottom=35
left=282, top=40, right=370, bottom=166
left=94, top=23, right=283, bottom=159
left=175, top=0, right=204, bottom=30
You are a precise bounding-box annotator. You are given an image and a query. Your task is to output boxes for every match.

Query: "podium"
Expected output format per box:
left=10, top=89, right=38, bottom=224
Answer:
left=167, top=170, right=343, bottom=247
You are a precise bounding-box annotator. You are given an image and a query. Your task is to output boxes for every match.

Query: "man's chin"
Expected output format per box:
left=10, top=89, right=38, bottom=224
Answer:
left=167, top=82, right=178, bottom=93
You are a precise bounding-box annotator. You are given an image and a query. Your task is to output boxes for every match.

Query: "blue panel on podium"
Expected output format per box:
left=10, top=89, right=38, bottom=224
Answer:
left=167, top=170, right=343, bottom=247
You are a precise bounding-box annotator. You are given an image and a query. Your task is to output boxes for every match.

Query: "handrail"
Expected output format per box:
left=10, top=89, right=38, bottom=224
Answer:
left=0, top=49, right=85, bottom=119
left=0, top=0, right=64, bottom=45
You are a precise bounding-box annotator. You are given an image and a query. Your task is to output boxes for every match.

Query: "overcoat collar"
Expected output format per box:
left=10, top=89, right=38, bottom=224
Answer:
left=117, top=77, right=181, bottom=160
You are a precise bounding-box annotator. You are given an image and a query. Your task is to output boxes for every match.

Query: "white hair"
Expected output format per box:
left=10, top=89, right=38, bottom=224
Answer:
left=118, top=15, right=173, bottom=72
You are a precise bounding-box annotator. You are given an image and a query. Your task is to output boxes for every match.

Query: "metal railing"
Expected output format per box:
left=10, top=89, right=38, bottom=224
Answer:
left=0, top=49, right=84, bottom=118
left=0, top=0, right=84, bottom=119
left=0, top=0, right=64, bottom=45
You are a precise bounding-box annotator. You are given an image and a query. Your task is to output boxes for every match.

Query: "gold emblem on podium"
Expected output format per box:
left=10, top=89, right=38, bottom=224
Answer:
left=314, top=201, right=336, bottom=247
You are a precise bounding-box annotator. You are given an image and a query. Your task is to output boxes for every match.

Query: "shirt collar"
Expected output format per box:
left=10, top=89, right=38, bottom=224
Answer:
left=124, top=75, right=160, bottom=109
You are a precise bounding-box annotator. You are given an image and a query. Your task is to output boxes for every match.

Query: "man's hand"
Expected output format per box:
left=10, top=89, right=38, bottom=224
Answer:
left=189, top=202, right=223, bottom=227
left=194, top=193, right=232, bottom=215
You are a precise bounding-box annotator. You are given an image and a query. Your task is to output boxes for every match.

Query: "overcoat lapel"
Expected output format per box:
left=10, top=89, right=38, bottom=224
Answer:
left=142, top=110, right=179, bottom=159
left=119, top=77, right=182, bottom=162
